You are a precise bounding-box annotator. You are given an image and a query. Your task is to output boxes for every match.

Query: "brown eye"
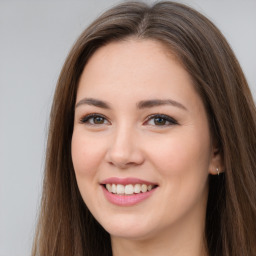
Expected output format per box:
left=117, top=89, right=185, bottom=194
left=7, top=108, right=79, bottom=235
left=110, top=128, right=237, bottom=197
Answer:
left=145, top=114, right=178, bottom=127
left=80, top=114, right=109, bottom=125
left=93, top=116, right=105, bottom=124
left=154, top=117, right=166, bottom=125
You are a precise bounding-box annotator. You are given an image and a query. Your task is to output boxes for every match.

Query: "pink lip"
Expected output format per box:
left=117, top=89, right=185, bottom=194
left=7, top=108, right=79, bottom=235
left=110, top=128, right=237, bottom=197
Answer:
left=100, top=177, right=157, bottom=186
left=101, top=185, right=157, bottom=206
left=100, top=177, right=158, bottom=206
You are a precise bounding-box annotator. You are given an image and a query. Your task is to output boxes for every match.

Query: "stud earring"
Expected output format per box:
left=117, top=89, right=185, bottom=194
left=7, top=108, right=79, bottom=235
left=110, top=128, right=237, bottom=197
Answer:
left=216, top=168, right=220, bottom=176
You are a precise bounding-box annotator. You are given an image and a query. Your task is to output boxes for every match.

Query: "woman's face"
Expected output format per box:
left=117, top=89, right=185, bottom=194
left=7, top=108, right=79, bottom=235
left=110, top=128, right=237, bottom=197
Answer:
left=72, top=39, right=219, bottom=240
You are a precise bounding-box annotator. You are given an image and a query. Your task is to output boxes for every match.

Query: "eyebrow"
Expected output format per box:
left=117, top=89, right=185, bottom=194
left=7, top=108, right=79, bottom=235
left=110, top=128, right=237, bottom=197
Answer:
left=75, top=98, right=111, bottom=109
left=75, top=98, right=187, bottom=111
left=137, top=99, right=187, bottom=111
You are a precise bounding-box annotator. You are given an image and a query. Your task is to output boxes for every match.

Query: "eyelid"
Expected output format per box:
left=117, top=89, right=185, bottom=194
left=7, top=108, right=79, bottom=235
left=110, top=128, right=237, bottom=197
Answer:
left=79, top=113, right=111, bottom=125
left=78, top=113, right=178, bottom=127
left=144, top=113, right=178, bottom=126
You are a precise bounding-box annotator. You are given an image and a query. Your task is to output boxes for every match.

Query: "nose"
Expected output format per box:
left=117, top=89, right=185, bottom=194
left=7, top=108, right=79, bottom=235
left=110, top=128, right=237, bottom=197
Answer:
left=105, top=125, right=144, bottom=169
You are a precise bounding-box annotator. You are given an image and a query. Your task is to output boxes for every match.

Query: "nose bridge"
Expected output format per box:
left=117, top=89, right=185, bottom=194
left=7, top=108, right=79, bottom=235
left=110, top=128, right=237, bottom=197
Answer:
left=106, top=122, right=143, bottom=168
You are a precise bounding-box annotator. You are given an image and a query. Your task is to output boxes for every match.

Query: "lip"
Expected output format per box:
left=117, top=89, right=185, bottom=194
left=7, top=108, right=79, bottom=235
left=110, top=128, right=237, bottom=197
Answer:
left=100, top=177, right=158, bottom=206
left=101, top=185, right=157, bottom=206
left=100, top=177, right=157, bottom=186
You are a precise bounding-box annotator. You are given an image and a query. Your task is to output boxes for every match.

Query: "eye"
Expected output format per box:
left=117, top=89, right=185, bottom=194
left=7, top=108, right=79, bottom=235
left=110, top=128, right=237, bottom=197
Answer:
left=80, top=114, right=110, bottom=125
left=145, top=114, right=178, bottom=126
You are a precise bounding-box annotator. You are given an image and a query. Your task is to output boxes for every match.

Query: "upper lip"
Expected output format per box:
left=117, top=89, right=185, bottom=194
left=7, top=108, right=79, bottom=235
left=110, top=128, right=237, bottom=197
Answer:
left=100, top=177, right=158, bottom=186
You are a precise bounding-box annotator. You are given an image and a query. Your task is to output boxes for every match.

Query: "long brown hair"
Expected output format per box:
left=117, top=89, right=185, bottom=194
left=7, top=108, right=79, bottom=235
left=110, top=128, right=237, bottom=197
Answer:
left=32, top=1, right=256, bottom=255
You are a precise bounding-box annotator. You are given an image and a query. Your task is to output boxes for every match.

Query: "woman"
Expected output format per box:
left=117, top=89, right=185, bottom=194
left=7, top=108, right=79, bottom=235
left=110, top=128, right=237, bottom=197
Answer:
left=32, top=1, right=256, bottom=256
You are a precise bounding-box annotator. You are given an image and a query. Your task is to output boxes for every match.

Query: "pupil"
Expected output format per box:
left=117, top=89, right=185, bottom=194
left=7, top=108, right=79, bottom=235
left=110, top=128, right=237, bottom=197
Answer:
left=94, top=117, right=104, bottom=124
left=154, top=117, right=166, bottom=125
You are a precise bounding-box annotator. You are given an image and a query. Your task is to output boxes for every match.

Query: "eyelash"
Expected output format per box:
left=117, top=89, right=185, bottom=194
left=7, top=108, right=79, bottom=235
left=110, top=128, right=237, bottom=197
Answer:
left=80, top=113, right=110, bottom=125
left=79, top=113, right=178, bottom=126
left=144, top=114, right=178, bottom=126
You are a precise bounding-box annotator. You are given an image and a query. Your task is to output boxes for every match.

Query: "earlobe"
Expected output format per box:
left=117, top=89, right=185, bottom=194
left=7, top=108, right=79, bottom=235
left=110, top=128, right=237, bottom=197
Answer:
left=208, top=147, right=224, bottom=175
left=210, top=167, right=221, bottom=176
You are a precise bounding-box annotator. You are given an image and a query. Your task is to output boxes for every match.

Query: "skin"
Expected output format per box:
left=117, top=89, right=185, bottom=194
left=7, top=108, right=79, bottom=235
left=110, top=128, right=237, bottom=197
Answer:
left=71, top=39, right=222, bottom=256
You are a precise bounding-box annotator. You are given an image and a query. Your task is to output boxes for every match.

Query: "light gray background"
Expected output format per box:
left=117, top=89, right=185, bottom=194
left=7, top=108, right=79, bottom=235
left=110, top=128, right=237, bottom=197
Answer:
left=0, top=1, right=255, bottom=255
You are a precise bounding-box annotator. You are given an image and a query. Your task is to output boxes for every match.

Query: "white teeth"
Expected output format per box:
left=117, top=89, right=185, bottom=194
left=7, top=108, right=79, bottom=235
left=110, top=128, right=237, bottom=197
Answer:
left=141, top=184, right=147, bottom=193
left=111, top=184, right=116, bottom=193
left=134, top=184, right=141, bottom=193
left=116, top=184, right=125, bottom=194
left=125, top=184, right=134, bottom=195
left=105, top=183, right=155, bottom=195
left=106, top=184, right=112, bottom=192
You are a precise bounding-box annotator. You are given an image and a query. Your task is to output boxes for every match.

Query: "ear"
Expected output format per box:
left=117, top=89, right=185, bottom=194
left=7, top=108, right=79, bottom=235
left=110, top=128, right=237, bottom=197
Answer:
left=208, top=146, right=224, bottom=175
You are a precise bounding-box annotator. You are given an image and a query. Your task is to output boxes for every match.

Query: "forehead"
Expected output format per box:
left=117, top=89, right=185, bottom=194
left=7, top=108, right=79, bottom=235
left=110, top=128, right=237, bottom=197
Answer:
left=75, top=38, right=207, bottom=118
left=83, top=38, right=180, bottom=74
left=78, top=39, right=193, bottom=95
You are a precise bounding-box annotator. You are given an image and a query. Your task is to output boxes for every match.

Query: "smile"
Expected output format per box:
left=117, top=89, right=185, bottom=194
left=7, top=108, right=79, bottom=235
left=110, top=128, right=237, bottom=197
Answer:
left=105, top=184, right=156, bottom=195
left=101, top=177, right=158, bottom=206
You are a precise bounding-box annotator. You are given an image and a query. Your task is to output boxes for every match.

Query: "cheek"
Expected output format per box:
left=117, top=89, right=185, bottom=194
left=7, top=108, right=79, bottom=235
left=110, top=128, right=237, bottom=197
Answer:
left=146, top=128, right=212, bottom=178
left=147, top=130, right=211, bottom=218
left=71, top=131, right=107, bottom=209
left=71, top=131, right=105, bottom=177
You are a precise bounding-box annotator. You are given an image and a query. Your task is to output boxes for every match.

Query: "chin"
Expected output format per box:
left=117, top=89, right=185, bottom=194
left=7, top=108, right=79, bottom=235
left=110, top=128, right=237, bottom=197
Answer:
left=107, top=227, right=153, bottom=241
left=98, top=215, right=156, bottom=240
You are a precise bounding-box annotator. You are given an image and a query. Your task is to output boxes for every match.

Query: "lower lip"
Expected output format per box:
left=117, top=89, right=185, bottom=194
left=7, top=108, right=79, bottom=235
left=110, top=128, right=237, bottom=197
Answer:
left=102, top=186, right=157, bottom=206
